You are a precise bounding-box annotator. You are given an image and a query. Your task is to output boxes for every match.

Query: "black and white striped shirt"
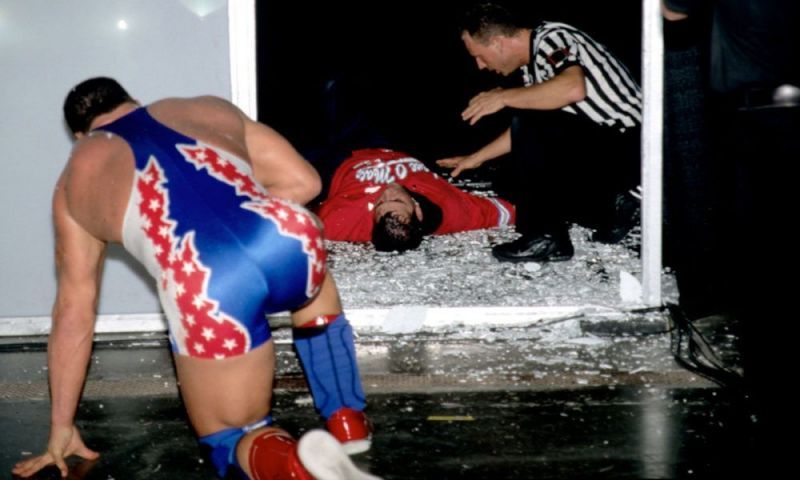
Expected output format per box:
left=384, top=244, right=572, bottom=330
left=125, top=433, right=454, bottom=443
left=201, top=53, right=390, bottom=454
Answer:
left=526, top=21, right=642, bottom=132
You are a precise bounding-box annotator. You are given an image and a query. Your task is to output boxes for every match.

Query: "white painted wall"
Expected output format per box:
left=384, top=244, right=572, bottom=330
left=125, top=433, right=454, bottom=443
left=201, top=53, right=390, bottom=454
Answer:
left=0, top=0, right=231, bottom=318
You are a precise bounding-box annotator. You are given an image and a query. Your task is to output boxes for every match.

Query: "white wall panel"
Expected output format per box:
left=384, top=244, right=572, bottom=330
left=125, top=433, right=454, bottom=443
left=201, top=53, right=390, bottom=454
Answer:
left=0, top=1, right=231, bottom=318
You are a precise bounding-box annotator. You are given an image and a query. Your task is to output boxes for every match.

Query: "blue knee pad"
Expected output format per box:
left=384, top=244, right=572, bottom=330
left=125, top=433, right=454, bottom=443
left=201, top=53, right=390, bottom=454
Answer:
left=198, top=415, right=272, bottom=478
left=293, top=314, right=366, bottom=418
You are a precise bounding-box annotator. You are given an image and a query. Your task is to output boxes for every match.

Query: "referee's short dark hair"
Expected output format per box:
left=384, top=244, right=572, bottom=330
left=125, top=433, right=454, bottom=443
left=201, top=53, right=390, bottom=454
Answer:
left=460, top=2, right=526, bottom=43
left=64, top=77, right=134, bottom=134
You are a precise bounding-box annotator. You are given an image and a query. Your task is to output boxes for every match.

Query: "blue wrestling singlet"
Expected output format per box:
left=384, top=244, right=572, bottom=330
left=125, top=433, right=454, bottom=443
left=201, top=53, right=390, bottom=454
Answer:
left=99, top=107, right=326, bottom=359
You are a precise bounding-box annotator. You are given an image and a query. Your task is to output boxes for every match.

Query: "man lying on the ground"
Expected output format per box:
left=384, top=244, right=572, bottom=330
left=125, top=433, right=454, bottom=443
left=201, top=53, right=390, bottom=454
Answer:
left=315, top=148, right=515, bottom=252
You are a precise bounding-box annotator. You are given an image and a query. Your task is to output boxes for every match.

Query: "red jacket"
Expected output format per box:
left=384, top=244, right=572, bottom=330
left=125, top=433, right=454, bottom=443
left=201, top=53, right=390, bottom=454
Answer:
left=316, top=149, right=515, bottom=242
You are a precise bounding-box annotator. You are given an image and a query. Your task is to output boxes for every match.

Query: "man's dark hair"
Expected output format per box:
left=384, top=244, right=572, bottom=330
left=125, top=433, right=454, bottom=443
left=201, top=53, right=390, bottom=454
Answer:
left=371, top=189, right=443, bottom=253
left=372, top=212, right=425, bottom=253
left=460, top=2, right=527, bottom=43
left=64, top=77, right=135, bottom=134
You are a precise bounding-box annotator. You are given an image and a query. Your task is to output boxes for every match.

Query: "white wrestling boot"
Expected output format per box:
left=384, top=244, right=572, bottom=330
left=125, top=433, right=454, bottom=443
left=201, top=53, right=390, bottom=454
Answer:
left=297, top=430, right=382, bottom=480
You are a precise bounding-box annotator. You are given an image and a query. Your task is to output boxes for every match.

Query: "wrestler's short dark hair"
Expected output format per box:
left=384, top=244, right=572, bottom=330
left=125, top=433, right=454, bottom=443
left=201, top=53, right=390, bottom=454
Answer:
left=64, top=77, right=135, bottom=134
left=372, top=212, right=424, bottom=253
left=460, top=2, right=526, bottom=43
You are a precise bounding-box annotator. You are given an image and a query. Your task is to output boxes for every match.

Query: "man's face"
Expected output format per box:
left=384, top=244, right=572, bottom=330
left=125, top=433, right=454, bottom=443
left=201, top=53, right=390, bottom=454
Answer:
left=373, top=183, right=420, bottom=224
left=462, top=31, right=516, bottom=76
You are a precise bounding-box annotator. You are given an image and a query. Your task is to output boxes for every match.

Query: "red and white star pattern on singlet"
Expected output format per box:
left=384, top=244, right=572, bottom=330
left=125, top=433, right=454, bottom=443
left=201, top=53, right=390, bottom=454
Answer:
left=178, top=144, right=326, bottom=298
left=136, top=158, right=250, bottom=359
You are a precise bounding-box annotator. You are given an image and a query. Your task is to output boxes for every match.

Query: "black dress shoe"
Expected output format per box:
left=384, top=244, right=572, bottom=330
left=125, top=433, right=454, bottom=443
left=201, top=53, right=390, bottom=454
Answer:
left=592, top=191, right=641, bottom=244
left=492, top=233, right=574, bottom=263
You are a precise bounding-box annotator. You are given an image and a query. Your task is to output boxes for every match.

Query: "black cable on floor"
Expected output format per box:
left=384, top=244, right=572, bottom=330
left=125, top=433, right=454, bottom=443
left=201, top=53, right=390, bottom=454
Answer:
left=666, top=303, right=744, bottom=389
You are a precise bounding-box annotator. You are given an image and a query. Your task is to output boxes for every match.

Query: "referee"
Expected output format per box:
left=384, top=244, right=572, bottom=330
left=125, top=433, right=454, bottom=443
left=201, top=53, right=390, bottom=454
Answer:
left=437, top=2, right=642, bottom=263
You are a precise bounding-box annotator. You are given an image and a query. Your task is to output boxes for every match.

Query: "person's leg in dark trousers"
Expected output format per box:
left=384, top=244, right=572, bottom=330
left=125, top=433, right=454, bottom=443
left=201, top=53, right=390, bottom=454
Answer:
left=491, top=108, right=639, bottom=262
left=580, top=123, right=641, bottom=241
left=663, top=17, right=729, bottom=320
left=726, top=103, right=800, bottom=473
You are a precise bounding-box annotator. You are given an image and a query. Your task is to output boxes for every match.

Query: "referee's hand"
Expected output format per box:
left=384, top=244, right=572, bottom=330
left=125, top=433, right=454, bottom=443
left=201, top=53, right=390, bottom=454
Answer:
left=436, top=155, right=484, bottom=178
left=462, top=87, right=506, bottom=125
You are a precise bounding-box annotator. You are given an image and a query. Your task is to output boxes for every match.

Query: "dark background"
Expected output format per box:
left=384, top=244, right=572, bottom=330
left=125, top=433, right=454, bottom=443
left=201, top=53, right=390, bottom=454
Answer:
left=256, top=0, right=642, bottom=163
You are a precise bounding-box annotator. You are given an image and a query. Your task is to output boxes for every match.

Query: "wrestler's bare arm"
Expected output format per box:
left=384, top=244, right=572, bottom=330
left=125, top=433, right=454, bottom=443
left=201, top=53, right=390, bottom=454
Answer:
left=243, top=117, right=322, bottom=205
left=153, top=95, right=321, bottom=205
left=50, top=170, right=106, bottom=433
left=13, top=172, right=105, bottom=478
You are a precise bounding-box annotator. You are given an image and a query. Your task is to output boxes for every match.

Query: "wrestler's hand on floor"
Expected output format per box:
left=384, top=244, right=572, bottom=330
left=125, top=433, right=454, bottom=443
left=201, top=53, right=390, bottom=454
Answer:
left=12, top=424, right=99, bottom=478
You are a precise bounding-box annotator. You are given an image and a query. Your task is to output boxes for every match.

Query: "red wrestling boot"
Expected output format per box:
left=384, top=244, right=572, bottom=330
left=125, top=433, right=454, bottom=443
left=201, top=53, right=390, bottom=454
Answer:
left=326, top=407, right=372, bottom=455
left=249, top=431, right=313, bottom=480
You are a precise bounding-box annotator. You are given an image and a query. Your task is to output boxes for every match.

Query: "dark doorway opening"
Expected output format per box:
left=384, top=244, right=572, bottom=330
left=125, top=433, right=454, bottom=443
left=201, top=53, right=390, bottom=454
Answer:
left=256, top=1, right=642, bottom=164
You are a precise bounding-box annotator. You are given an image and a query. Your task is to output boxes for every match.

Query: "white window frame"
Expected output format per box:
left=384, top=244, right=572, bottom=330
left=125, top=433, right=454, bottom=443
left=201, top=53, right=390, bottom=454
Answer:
left=640, top=0, right=663, bottom=306
left=228, top=0, right=258, bottom=119
left=0, top=0, right=664, bottom=337
left=226, top=0, right=666, bottom=306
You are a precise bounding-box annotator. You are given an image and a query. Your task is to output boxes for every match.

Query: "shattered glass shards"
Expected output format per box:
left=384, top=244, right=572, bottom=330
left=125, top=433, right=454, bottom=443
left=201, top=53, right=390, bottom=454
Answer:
left=326, top=224, right=676, bottom=309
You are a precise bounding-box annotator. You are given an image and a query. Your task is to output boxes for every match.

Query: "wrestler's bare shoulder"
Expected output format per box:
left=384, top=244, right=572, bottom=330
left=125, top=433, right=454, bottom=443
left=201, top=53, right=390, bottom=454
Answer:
left=149, top=96, right=245, bottom=124
left=68, top=130, right=129, bottom=172
left=66, top=131, right=133, bottom=205
left=149, top=96, right=246, bottom=143
left=59, top=134, right=132, bottom=242
left=148, top=96, right=250, bottom=159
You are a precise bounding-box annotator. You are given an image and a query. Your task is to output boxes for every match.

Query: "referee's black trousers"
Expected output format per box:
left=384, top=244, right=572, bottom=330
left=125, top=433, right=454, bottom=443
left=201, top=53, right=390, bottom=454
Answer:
left=494, top=109, right=640, bottom=238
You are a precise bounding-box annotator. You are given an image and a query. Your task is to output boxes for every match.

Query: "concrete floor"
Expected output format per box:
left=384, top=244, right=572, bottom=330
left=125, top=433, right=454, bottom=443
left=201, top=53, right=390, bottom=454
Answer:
left=2, top=388, right=754, bottom=480
left=1, top=314, right=757, bottom=479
